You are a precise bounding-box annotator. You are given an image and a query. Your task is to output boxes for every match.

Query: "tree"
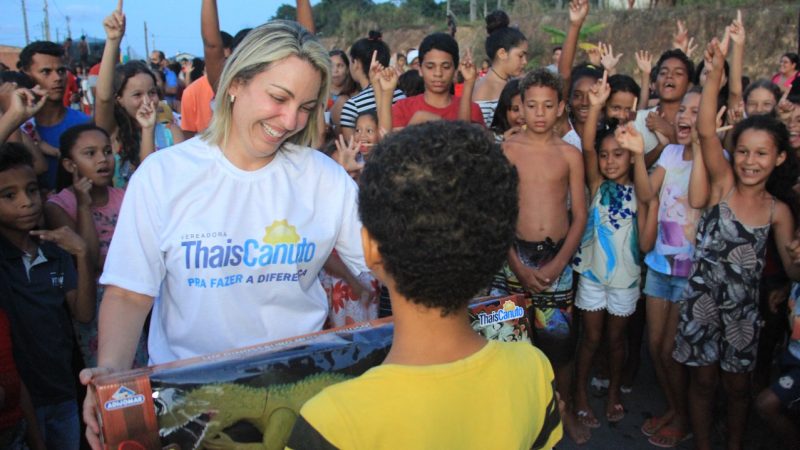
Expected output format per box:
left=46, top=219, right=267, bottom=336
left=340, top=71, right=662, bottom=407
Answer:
left=272, top=4, right=297, bottom=21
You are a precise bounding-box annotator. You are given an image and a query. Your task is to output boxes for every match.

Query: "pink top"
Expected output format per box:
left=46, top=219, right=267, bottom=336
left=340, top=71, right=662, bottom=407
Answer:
left=47, top=187, right=125, bottom=259
left=771, top=71, right=799, bottom=90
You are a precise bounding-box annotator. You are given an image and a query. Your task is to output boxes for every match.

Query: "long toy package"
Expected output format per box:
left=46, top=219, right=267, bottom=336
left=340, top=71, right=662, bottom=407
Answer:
left=93, top=294, right=530, bottom=449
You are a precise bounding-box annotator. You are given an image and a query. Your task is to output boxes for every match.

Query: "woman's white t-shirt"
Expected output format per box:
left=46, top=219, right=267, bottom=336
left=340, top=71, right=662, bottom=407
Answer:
left=100, top=138, right=368, bottom=364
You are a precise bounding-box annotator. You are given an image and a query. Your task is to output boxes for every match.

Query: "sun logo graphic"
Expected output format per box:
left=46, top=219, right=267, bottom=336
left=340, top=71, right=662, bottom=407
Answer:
left=477, top=300, right=525, bottom=328
left=104, top=386, right=145, bottom=411
left=263, top=219, right=301, bottom=245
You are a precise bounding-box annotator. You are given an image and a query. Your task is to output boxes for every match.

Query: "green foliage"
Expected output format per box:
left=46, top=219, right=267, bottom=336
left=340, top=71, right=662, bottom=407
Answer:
left=541, top=22, right=606, bottom=46
left=272, top=4, right=297, bottom=21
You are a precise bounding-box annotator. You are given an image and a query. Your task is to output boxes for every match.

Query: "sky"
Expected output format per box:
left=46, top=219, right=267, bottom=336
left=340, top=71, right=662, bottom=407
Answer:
left=1, top=0, right=315, bottom=60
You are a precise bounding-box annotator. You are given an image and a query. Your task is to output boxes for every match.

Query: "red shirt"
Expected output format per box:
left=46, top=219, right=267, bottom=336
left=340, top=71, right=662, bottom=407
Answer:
left=62, top=71, right=79, bottom=108
left=391, top=94, right=485, bottom=129
left=0, top=310, right=23, bottom=430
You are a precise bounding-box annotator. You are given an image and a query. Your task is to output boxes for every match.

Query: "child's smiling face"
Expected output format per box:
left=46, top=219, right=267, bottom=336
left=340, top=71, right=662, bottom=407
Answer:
left=355, top=115, right=379, bottom=154
left=733, top=128, right=785, bottom=187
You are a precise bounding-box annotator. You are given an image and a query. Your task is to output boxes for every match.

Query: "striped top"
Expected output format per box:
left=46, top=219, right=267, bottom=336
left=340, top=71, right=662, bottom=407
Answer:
left=340, top=86, right=406, bottom=129
left=477, top=100, right=499, bottom=128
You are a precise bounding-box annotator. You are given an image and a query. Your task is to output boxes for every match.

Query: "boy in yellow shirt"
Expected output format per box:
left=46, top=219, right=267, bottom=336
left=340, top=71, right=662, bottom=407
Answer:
left=287, top=121, right=563, bottom=450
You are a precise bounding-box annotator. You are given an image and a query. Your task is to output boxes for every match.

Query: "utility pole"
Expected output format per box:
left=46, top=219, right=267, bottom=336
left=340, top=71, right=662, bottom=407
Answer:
left=66, top=16, right=71, bottom=39
left=43, top=0, right=50, bottom=41
left=469, top=0, right=476, bottom=22
left=144, top=21, right=149, bottom=57
left=20, top=0, right=30, bottom=44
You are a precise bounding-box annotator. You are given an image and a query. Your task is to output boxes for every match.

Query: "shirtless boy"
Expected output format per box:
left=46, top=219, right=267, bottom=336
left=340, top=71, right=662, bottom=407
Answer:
left=491, top=68, right=589, bottom=443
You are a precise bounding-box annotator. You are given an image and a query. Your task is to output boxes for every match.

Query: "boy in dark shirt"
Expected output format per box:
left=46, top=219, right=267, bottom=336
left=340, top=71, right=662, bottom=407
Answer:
left=0, top=142, right=93, bottom=450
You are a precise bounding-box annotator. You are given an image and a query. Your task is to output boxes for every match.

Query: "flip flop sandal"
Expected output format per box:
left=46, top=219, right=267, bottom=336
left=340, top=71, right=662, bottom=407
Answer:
left=648, top=426, right=693, bottom=448
left=606, top=403, right=625, bottom=423
left=576, top=409, right=601, bottom=429
left=641, top=416, right=668, bottom=437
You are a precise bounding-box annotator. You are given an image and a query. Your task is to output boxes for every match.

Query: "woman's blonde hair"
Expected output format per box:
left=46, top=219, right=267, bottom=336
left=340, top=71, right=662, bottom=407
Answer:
left=202, top=21, right=330, bottom=149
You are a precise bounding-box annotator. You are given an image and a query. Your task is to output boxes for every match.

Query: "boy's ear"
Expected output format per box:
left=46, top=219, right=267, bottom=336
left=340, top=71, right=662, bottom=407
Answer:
left=361, top=227, right=383, bottom=271
left=557, top=100, right=566, bottom=118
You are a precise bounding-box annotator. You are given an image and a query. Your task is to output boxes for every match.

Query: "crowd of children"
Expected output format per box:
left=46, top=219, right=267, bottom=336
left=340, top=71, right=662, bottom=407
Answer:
left=2, top=0, right=800, bottom=448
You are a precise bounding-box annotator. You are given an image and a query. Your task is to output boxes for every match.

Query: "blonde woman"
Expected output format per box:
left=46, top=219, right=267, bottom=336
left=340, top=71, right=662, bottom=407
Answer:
left=80, top=18, right=368, bottom=449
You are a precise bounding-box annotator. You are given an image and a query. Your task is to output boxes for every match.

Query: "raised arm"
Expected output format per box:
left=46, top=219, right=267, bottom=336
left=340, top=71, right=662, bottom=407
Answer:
left=458, top=48, right=479, bottom=123
left=202, top=0, right=225, bottom=93
left=635, top=50, right=652, bottom=110
left=559, top=0, right=589, bottom=100
left=697, top=38, right=734, bottom=196
left=296, top=0, right=315, bottom=34
left=615, top=122, right=654, bottom=203
left=687, top=125, right=710, bottom=208
left=772, top=203, right=800, bottom=281
left=582, top=70, right=609, bottom=193
left=369, top=52, right=398, bottom=133
left=726, top=10, right=745, bottom=114
left=95, top=2, right=125, bottom=135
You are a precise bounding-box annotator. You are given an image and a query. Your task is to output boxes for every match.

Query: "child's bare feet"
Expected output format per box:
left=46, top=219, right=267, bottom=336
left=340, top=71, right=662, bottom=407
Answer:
left=606, top=390, right=625, bottom=423
left=563, top=410, right=591, bottom=444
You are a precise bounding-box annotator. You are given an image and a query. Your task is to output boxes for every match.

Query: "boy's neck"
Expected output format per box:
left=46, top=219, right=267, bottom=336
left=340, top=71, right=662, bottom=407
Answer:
left=523, top=128, right=558, bottom=145
left=385, top=288, right=487, bottom=366
left=423, top=90, right=452, bottom=109
left=0, top=227, right=37, bottom=255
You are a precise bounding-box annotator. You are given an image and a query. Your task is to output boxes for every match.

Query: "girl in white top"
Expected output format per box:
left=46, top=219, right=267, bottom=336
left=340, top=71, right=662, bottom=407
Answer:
left=80, top=7, right=367, bottom=449
left=471, top=10, right=528, bottom=127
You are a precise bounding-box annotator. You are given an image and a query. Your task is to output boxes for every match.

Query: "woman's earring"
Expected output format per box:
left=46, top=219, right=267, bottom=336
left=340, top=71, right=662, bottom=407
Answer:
left=230, top=94, right=236, bottom=103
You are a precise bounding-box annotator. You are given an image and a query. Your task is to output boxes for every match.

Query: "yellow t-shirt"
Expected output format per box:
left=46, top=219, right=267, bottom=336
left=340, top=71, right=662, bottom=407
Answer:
left=287, top=340, right=562, bottom=450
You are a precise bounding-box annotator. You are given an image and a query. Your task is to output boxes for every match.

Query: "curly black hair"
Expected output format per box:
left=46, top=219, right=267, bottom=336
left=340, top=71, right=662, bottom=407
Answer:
left=520, top=68, right=564, bottom=103
left=0, top=142, right=34, bottom=173
left=655, top=49, right=695, bottom=83
left=358, top=121, right=519, bottom=316
left=732, top=115, right=800, bottom=219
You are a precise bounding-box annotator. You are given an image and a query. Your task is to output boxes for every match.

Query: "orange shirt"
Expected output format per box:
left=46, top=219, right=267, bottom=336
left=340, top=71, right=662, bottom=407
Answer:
left=180, top=75, right=214, bottom=133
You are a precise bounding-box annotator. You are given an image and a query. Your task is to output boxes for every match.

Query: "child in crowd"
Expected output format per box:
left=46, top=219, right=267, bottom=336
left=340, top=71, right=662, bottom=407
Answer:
left=490, top=68, right=588, bottom=444
left=675, top=38, right=800, bottom=450
left=572, top=72, right=654, bottom=432
left=0, top=143, right=93, bottom=450
left=743, top=80, right=782, bottom=117
left=375, top=32, right=484, bottom=130
left=320, top=110, right=381, bottom=327
left=489, top=79, right=525, bottom=142
left=605, top=74, right=640, bottom=124
left=755, top=282, right=800, bottom=449
left=43, top=124, right=148, bottom=367
left=635, top=49, right=694, bottom=167
left=95, top=6, right=184, bottom=188
left=639, top=87, right=703, bottom=446
left=289, top=121, right=562, bottom=450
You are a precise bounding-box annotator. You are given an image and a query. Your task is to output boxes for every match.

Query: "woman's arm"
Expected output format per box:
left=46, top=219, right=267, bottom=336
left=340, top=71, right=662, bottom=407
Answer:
left=96, top=7, right=125, bottom=135
left=726, top=11, right=745, bottom=116
left=296, top=0, right=315, bottom=34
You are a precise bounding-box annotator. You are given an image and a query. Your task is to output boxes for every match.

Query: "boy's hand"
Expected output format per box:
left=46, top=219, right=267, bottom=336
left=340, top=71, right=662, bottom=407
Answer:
left=598, top=42, right=622, bottom=73
left=459, top=48, right=478, bottom=84
left=635, top=50, right=652, bottom=77
left=671, top=20, right=697, bottom=57
left=31, top=226, right=87, bottom=257
left=503, top=125, right=524, bottom=141
left=534, top=259, right=565, bottom=292
left=588, top=70, right=610, bottom=108
left=135, top=98, right=156, bottom=130
left=103, top=0, right=126, bottom=41
left=4, top=87, right=47, bottom=123
left=586, top=45, right=601, bottom=67
left=615, top=122, right=645, bottom=154
left=646, top=110, right=673, bottom=140
left=569, top=0, right=589, bottom=25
